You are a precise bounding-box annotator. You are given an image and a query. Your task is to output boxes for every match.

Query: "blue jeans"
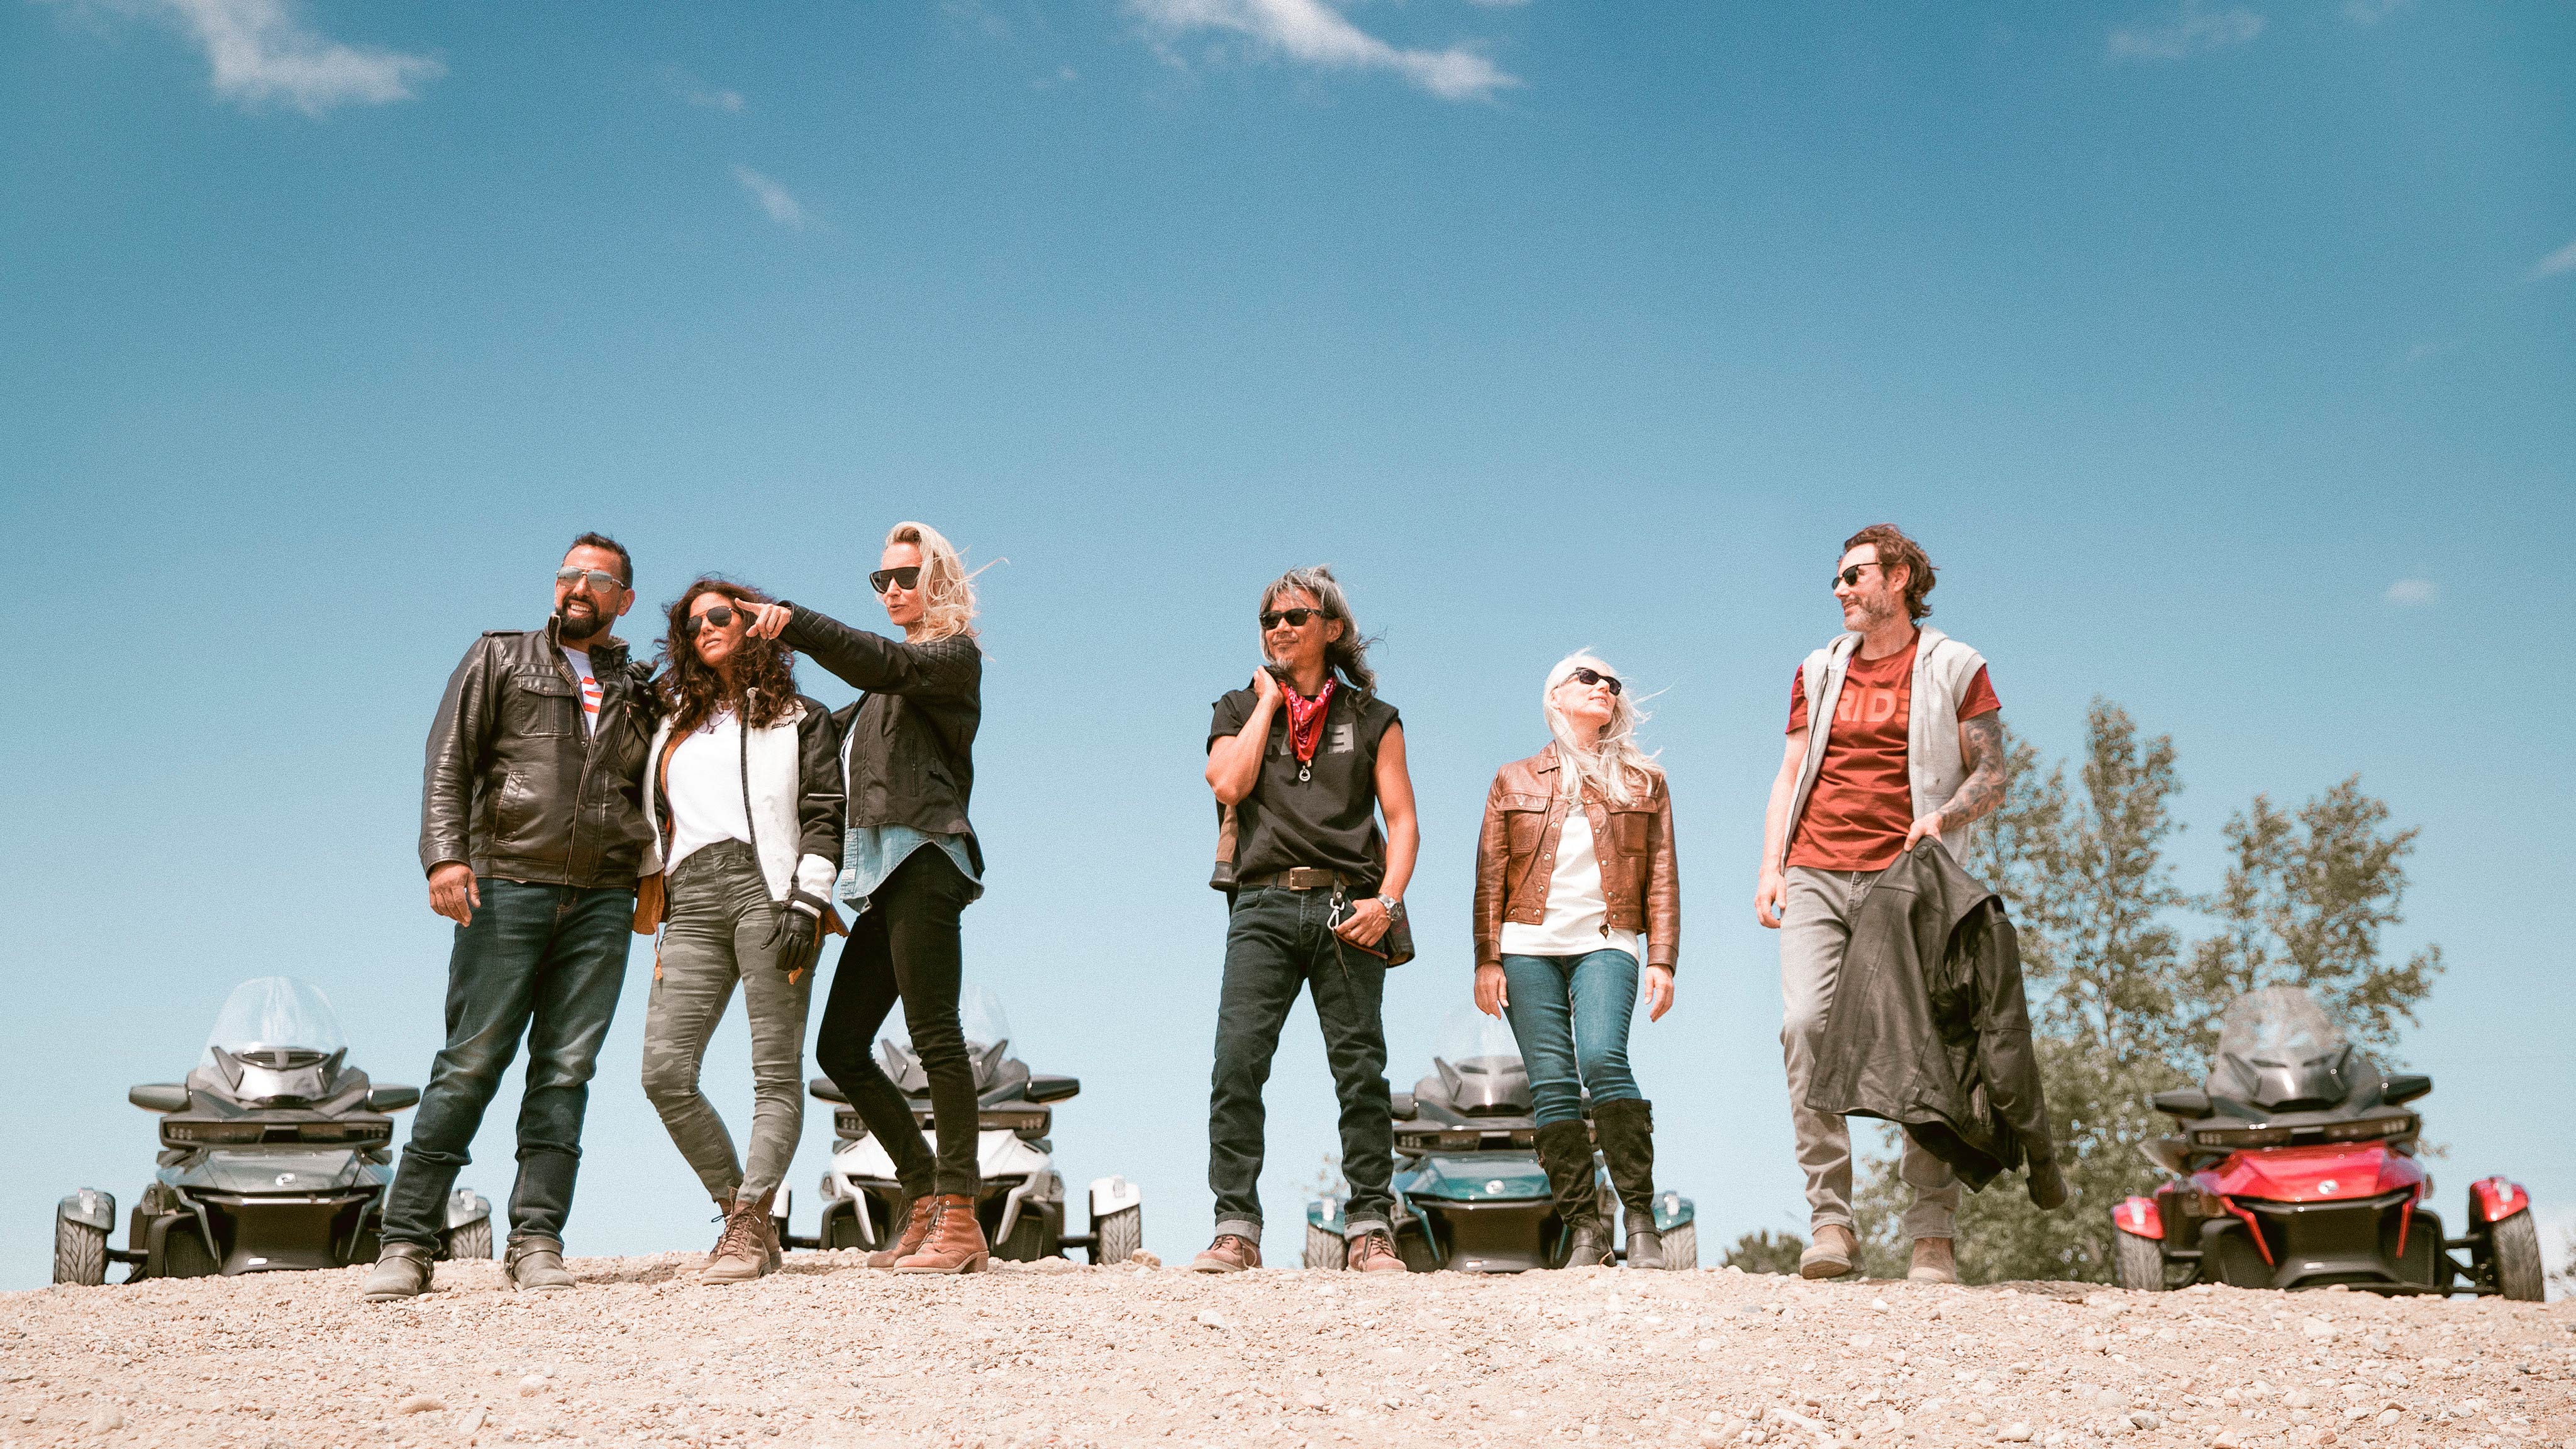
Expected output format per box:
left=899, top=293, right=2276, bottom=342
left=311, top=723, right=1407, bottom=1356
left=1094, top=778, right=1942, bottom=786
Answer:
left=1208, top=887, right=1394, bottom=1243
left=1499, top=948, right=1643, bottom=1127
left=380, top=878, right=633, bottom=1250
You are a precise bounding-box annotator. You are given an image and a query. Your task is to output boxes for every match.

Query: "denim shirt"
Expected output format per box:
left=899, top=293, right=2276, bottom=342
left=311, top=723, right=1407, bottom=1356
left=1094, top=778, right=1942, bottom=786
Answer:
left=838, top=823, right=983, bottom=913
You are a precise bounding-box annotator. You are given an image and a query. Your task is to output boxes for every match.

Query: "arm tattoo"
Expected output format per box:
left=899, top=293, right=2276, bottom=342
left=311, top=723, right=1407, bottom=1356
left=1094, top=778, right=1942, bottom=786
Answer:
left=1936, top=713, right=2008, bottom=831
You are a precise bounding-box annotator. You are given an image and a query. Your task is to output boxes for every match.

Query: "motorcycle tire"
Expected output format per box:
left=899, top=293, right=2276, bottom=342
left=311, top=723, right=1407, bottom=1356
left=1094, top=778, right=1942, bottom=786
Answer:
left=819, top=1201, right=867, bottom=1252
left=160, top=1220, right=221, bottom=1279
left=443, top=1219, right=494, bottom=1262
left=2490, top=1212, right=2545, bottom=1302
left=2114, top=1229, right=2168, bottom=1292
left=1659, top=1221, right=1699, bottom=1272
left=997, top=1208, right=1051, bottom=1263
left=1092, top=1206, right=1144, bottom=1267
left=53, top=1207, right=107, bottom=1287
left=1302, top=1223, right=1346, bottom=1270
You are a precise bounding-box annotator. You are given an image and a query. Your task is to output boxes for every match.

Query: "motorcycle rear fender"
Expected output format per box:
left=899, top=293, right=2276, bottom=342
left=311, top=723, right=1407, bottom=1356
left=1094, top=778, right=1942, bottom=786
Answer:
left=2468, top=1177, right=2529, bottom=1226
left=1089, top=1174, right=1141, bottom=1219
left=2112, top=1196, right=2162, bottom=1240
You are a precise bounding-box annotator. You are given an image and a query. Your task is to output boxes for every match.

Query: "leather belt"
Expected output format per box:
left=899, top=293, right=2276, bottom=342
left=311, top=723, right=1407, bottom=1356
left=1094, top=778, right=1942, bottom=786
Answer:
left=1240, top=867, right=1358, bottom=892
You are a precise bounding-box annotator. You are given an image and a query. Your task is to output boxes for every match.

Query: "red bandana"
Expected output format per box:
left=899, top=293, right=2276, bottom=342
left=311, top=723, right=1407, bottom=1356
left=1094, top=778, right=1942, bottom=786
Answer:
left=1283, top=679, right=1338, bottom=765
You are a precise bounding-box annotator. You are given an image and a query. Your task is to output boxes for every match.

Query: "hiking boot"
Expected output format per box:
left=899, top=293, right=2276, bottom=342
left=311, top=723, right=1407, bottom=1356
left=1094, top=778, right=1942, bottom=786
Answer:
left=2026, top=1156, right=2068, bottom=1211
left=504, top=1234, right=575, bottom=1292
left=867, top=1195, right=938, bottom=1270
left=1536, top=1118, right=1612, bottom=1269
left=1595, top=1100, right=1661, bottom=1270
left=1563, top=1217, right=1614, bottom=1269
left=1908, top=1235, right=1960, bottom=1285
left=1346, top=1229, right=1406, bottom=1273
left=1624, top=1209, right=1665, bottom=1270
left=1189, top=1234, right=1261, bottom=1273
left=1799, top=1223, right=1858, bottom=1280
left=359, top=1242, right=433, bottom=1302
left=894, top=1194, right=989, bottom=1274
left=701, top=1193, right=775, bottom=1285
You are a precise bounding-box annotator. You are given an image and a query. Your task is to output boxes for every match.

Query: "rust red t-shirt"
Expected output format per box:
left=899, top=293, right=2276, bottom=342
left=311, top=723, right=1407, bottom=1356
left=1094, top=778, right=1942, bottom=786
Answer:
left=1785, top=639, right=1999, bottom=873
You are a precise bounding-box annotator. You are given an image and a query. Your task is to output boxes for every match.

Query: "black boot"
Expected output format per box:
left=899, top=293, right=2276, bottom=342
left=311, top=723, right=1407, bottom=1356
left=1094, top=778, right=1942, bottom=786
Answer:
left=1537, top=1119, right=1612, bottom=1268
left=1596, top=1098, right=1662, bottom=1270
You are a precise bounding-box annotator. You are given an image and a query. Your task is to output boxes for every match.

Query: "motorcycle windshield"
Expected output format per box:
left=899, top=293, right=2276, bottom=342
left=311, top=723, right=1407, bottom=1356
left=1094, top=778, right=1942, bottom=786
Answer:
left=203, top=977, right=348, bottom=1070
left=2209, top=985, right=2350, bottom=1109
left=1435, top=1008, right=1523, bottom=1074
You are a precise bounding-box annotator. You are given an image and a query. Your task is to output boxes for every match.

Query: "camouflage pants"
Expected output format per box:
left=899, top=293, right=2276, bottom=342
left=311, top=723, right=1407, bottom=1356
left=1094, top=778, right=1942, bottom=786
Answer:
left=641, top=841, right=814, bottom=1206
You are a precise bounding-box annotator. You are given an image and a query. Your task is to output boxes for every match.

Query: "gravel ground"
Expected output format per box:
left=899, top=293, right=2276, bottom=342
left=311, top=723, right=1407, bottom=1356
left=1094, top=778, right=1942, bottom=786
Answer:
left=3, top=1250, right=2570, bottom=1448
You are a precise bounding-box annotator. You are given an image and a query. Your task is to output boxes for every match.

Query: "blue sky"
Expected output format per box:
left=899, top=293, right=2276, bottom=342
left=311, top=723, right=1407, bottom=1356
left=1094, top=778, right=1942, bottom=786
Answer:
left=3, top=1, right=2570, bottom=1291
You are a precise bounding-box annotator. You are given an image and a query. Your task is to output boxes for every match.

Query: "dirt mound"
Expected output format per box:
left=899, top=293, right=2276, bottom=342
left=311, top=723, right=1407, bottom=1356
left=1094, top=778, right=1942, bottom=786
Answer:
left=3, top=1252, right=2568, bottom=1447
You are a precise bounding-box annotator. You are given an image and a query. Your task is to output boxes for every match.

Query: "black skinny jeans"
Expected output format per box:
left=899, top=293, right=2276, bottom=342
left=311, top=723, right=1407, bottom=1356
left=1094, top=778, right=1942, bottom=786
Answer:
left=813, top=846, right=981, bottom=1199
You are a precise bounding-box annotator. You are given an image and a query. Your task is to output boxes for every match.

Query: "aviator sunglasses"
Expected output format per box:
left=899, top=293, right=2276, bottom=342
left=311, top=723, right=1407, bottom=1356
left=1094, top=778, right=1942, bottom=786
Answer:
left=555, top=566, right=625, bottom=593
left=1567, top=666, right=1623, bottom=696
left=1259, top=608, right=1323, bottom=630
left=677, top=604, right=745, bottom=637
left=869, top=566, right=923, bottom=594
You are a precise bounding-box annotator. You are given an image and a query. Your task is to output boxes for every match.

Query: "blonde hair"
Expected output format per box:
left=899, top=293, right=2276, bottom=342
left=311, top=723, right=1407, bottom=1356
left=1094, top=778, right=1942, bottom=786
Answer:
left=1542, top=651, right=1660, bottom=807
left=885, top=521, right=983, bottom=643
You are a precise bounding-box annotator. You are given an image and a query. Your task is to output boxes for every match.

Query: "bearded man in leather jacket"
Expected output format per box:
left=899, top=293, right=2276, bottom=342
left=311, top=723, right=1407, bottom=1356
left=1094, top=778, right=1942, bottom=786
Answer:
left=363, top=533, right=658, bottom=1301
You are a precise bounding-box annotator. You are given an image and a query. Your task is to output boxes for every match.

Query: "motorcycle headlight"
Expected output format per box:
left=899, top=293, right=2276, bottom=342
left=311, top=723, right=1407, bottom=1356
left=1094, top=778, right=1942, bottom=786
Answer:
left=979, top=1107, right=1052, bottom=1137
left=161, top=1121, right=265, bottom=1146
left=297, top=1121, right=392, bottom=1145
left=2192, top=1126, right=2292, bottom=1148
left=2318, top=1114, right=2414, bottom=1142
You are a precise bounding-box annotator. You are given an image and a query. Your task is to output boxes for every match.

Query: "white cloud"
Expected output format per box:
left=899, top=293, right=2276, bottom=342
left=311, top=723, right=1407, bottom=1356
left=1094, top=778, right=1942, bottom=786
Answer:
left=2109, top=1, right=2265, bottom=61
left=731, top=165, right=809, bottom=229
left=2528, top=238, right=2576, bottom=282
left=152, top=0, right=441, bottom=115
left=1130, top=0, right=1518, bottom=102
left=687, top=86, right=744, bottom=113
left=2384, top=578, right=2437, bottom=608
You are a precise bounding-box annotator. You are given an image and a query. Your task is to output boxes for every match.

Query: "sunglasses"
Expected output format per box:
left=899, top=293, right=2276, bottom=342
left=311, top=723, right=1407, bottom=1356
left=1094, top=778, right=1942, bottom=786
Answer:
left=1568, top=666, right=1623, bottom=696
left=869, top=566, right=922, bottom=594
left=677, top=604, right=744, bottom=637
left=1833, top=562, right=1885, bottom=589
left=556, top=567, right=625, bottom=593
left=1260, top=608, right=1323, bottom=630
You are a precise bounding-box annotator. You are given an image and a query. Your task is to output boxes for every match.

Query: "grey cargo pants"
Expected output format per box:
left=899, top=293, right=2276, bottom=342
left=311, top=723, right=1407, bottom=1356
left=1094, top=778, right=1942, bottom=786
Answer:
left=1780, top=865, right=1962, bottom=1241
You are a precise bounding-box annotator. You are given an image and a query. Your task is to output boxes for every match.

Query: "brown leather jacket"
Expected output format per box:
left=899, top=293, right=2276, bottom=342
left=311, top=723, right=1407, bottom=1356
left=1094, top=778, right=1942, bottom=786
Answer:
left=1473, top=749, right=1679, bottom=972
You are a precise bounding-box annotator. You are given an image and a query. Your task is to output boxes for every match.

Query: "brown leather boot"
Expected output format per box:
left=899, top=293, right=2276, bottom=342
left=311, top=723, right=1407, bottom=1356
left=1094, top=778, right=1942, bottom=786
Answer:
left=701, top=1193, right=774, bottom=1284
left=894, top=1194, right=989, bottom=1274
left=866, top=1196, right=937, bottom=1270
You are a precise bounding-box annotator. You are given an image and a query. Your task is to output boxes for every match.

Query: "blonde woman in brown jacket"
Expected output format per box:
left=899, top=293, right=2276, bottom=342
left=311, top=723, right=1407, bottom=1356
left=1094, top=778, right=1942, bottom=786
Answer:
left=1472, top=651, right=1679, bottom=1268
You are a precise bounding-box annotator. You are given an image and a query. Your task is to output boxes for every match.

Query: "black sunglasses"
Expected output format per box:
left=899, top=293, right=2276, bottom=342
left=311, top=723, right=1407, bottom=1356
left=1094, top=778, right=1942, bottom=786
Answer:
left=1260, top=608, right=1323, bottom=630
left=678, top=604, right=743, bottom=637
left=1833, top=562, right=1887, bottom=589
left=1568, top=666, right=1623, bottom=696
left=870, top=566, right=922, bottom=594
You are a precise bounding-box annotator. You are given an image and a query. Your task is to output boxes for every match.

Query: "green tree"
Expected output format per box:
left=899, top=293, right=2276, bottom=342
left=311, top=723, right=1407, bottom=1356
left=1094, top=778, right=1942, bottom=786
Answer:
left=1851, top=701, right=2441, bottom=1284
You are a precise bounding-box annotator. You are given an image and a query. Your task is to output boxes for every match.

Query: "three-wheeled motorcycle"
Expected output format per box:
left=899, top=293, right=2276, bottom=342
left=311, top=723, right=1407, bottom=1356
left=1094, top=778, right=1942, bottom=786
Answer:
left=789, top=989, right=1143, bottom=1265
left=2111, top=985, right=2541, bottom=1299
left=1304, top=1013, right=1695, bottom=1272
left=55, top=977, right=491, bottom=1285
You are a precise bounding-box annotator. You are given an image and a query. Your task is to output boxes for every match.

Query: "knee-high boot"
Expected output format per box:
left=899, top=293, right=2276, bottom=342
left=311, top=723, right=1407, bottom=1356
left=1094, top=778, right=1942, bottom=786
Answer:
left=1595, top=1098, right=1662, bottom=1269
left=1536, top=1119, right=1612, bottom=1268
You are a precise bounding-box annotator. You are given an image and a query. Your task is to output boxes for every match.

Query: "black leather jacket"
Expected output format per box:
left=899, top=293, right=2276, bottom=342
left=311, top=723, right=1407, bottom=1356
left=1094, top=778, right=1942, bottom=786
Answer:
left=779, top=606, right=983, bottom=874
left=1802, top=840, right=2057, bottom=1189
left=419, top=619, right=657, bottom=889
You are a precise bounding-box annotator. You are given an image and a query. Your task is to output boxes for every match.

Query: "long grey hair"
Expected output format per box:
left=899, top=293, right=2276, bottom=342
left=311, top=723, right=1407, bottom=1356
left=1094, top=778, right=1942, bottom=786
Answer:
left=1260, top=565, right=1377, bottom=695
left=1543, top=650, right=1659, bottom=806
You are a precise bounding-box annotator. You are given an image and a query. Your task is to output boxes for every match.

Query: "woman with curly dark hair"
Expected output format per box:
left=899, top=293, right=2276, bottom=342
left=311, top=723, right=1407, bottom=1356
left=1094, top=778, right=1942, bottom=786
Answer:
left=635, top=577, right=842, bottom=1284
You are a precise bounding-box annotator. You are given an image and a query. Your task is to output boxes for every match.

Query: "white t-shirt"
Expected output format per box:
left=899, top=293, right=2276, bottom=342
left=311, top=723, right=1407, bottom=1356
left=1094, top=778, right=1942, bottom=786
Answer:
left=664, top=710, right=752, bottom=874
left=1499, top=806, right=1643, bottom=962
left=559, top=647, right=602, bottom=736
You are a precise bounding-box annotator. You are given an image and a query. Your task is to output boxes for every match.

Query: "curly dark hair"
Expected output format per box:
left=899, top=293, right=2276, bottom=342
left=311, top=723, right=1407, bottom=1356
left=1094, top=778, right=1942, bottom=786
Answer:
left=1843, top=523, right=1937, bottom=622
left=655, top=576, right=800, bottom=736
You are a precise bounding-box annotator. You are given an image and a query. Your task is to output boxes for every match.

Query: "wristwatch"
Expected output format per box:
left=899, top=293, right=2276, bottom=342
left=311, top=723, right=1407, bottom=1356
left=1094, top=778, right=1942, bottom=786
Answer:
left=1377, top=895, right=1404, bottom=921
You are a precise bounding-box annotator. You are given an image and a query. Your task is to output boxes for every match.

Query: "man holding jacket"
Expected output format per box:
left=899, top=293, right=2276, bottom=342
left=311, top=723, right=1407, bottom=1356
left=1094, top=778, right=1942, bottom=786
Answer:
left=364, top=533, right=657, bottom=1301
left=1754, top=524, right=2007, bottom=1285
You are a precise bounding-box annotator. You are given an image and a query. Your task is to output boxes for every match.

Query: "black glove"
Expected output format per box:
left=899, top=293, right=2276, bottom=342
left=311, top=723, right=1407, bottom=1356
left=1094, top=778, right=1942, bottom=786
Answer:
left=770, top=889, right=829, bottom=976
left=2026, top=1155, right=2068, bottom=1211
